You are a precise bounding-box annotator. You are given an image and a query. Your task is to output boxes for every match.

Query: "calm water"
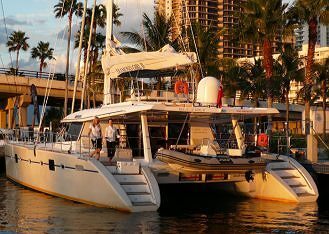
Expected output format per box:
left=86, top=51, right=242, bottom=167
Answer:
left=1, top=174, right=329, bottom=234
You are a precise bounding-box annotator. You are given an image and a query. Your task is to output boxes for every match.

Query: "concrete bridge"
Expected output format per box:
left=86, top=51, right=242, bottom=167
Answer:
left=0, top=71, right=103, bottom=128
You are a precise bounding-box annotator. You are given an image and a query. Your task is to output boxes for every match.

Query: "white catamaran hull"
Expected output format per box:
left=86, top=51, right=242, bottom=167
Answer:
left=4, top=143, right=160, bottom=212
left=151, top=151, right=318, bottom=203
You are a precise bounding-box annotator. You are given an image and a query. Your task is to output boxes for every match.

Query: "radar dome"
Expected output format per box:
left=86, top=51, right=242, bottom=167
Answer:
left=197, top=76, right=221, bottom=105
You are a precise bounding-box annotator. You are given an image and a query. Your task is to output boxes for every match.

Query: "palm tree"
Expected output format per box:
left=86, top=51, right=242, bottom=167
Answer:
left=290, top=0, right=329, bottom=134
left=121, top=12, right=176, bottom=51
left=237, top=0, right=291, bottom=131
left=241, top=58, right=267, bottom=106
left=54, top=0, right=83, bottom=116
left=121, top=12, right=177, bottom=94
left=6, top=30, right=29, bottom=73
left=313, top=58, right=329, bottom=138
left=31, top=41, right=55, bottom=78
left=186, top=23, right=222, bottom=83
left=276, top=44, right=304, bottom=124
left=112, top=3, right=123, bottom=27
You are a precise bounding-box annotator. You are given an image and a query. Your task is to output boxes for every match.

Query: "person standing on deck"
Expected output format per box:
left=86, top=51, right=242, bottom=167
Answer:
left=88, top=117, right=102, bottom=160
left=105, top=119, right=120, bottom=161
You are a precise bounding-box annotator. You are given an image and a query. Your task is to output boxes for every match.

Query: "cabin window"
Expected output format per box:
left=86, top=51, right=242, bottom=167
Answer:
left=126, top=124, right=144, bottom=158
left=149, top=127, right=166, bottom=156
left=66, top=123, right=83, bottom=141
left=168, top=123, right=189, bottom=146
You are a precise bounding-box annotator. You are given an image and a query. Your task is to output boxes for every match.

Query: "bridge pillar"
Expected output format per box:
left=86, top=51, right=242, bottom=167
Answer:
left=18, top=107, right=28, bottom=127
left=7, top=109, right=15, bottom=129
left=5, top=95, right=31, bottom=129
left=0, top=111, right=6, bottom=128
left=18, top=95, right=30, bottom=127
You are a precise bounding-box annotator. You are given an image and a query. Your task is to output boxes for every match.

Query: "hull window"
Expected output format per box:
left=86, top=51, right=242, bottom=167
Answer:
left=49, top=159, right=55, bottom=171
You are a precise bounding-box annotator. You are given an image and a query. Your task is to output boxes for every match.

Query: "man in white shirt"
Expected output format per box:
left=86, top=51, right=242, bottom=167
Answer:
left=105, top=119, right=120, bottom=160
left=88, top=116, right=102, bottom=160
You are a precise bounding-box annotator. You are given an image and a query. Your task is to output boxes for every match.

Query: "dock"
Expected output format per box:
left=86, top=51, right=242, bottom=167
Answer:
left=302, top=161, right=329, bottom=198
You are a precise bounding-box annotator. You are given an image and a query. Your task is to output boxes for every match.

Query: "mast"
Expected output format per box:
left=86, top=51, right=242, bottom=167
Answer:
left=71, top=0, right=88, bottom=114
left=106, top=0, right=113, bottom=52
left=104, top=0, right=113, bottom=105
left=80, top=0, right=96, bottom=110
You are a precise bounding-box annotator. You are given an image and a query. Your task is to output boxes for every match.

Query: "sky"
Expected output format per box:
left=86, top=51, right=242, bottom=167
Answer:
left=0, top=0, right=154, bottom=73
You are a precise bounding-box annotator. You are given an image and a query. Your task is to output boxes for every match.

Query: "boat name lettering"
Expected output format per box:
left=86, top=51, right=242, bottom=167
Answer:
left=217, top=157, right=231, bottom=162
left=116, top=63, right=145, bottom=74
left=177, top=107, right=207, bottom=112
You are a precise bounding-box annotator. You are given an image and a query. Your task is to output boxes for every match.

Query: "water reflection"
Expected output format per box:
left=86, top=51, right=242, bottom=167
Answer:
left=0, top=175, right=328, bottom=233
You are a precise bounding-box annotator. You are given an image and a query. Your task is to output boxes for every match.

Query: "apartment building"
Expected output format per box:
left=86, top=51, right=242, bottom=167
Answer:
left=155, top=0, right=288, bottom=58
left=295, top=23, right=329, bottom=50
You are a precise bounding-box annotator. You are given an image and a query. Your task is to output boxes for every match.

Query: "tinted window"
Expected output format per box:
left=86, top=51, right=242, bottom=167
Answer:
left=66, top=123, right=83, bottom=141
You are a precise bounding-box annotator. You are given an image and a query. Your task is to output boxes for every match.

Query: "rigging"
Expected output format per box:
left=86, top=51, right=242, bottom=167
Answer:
left=0, top=0, right=13, bottom=68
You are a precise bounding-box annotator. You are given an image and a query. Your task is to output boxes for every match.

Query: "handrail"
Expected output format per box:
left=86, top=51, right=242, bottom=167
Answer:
left=0, top=67, right=75, bottom=81
left=4, top=129, right=91, bottom=157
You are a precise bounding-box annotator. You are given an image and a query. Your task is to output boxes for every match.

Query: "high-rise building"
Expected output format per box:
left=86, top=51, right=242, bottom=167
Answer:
left=295, top=23, right=329, bottom=50
left=155, top=0, right=287, bottom=59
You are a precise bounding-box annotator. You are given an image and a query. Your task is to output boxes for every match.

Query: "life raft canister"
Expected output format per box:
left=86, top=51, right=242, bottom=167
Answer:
left=257, top=133, right=269, bottom=147
left=217, top=85, right=223, bottom=108
left=174, top=81, right=189, bottom=95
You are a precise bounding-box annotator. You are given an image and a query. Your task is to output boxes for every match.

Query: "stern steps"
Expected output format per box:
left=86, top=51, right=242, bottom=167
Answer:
left=269, top=162, right=317, bottom=202
left=113, top=173, right=158, bottom=209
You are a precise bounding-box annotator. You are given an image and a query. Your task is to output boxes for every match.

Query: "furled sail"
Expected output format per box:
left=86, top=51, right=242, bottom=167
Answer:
left=101, top=44, right=197, bottom=79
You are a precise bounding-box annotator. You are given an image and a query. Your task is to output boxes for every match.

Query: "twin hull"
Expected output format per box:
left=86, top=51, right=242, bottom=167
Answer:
left=4, top=143, right=160, bottom=212
left=4, top=143, right=318, bottom=212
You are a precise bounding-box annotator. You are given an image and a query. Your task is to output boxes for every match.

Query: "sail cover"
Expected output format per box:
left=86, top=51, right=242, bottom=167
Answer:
left=101, top=45, right=197, bottom=79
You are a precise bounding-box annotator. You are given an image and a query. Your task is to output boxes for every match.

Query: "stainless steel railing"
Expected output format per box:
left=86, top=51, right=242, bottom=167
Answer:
left=3, top=129, right=94, bottom=157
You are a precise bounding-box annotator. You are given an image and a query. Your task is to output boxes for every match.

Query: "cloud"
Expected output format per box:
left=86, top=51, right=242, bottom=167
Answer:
left=0, top=15, right=47, bottom=27
left=56, top=24, right=80, bottom=42
left=53, top=0, right=154, bottom=43
left=50, top=53, right=78, bottom=75
left=0, top=26, right=14, bottom=45
left=6, top=57, right=38, bottom=70
left=114, top=0, right=154, bottom=34
left=0, top=16, right=28, bottom=26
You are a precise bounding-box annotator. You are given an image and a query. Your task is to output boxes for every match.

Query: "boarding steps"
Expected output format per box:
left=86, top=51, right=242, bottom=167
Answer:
left=269, top=161, right=317, bottom=202
left=104, top=163, right=160, bottom=211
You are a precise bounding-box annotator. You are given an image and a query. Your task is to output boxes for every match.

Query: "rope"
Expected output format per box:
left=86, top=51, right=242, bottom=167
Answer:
left=0, top=54, right=5, bottom=69
left=183, top=0, right=204, bottom=78
left=38, top=0, right=69, bottom=134
left=173, top=1, right=197, bottom=102
left=0, top=0, right=13, bottom=68
left=72, top=0, right=88, bottom=113
left=80, top=0, right=96, bottom=110
left=175, top=113, right=189, bottom=148
left=137, top=0, right=147, bottom=51
left=172, top=11, right=187, bottom=52
left=311, top=127, right=329, bottom=151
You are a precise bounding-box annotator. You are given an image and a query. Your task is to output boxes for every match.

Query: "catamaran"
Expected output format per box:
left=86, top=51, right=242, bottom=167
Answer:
left=3, top=0, right=318, bottom=212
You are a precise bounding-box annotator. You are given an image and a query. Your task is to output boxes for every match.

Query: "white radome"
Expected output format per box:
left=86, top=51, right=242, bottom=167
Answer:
left=197, top=76, right=221, bottom=105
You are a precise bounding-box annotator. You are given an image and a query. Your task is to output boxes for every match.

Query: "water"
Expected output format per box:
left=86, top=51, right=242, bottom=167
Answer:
left=0, top=174, right=329, bottom=234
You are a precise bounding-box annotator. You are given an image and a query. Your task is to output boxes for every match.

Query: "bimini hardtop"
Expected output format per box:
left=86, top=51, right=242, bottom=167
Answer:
left=62, top=101, right=279, bottom=123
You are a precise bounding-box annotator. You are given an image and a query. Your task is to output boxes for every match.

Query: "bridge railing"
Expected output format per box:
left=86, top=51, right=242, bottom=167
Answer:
left=0, top=67, right=75, bottom=81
